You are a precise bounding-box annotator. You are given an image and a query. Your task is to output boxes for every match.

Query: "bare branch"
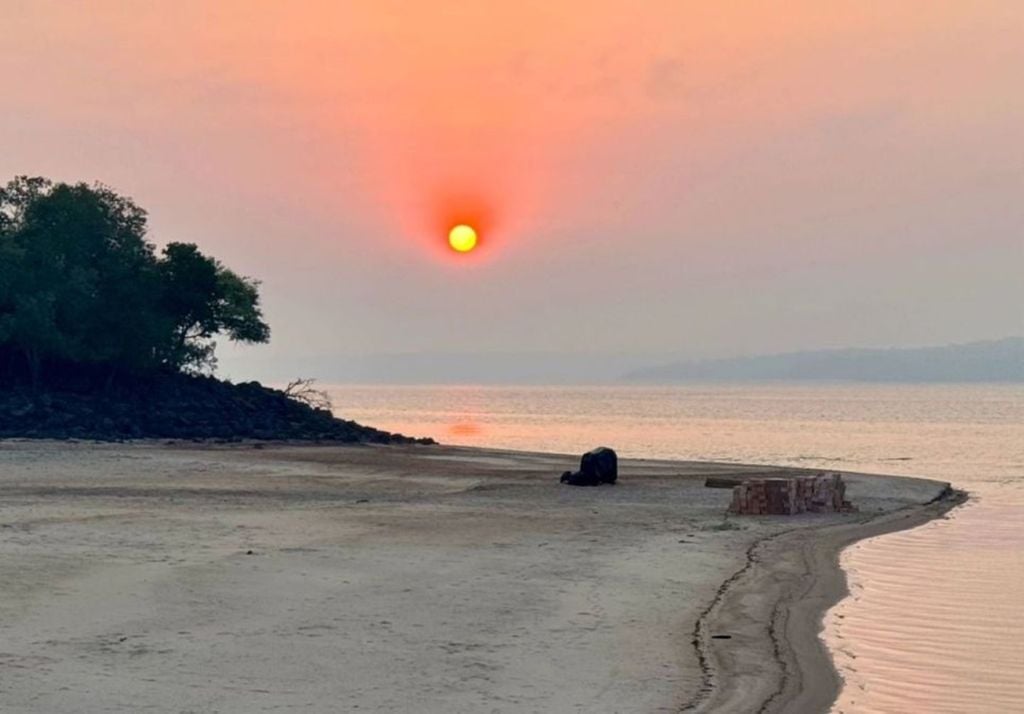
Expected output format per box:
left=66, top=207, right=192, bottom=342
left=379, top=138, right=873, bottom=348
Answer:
left=283, top=377, right=333, bottom=412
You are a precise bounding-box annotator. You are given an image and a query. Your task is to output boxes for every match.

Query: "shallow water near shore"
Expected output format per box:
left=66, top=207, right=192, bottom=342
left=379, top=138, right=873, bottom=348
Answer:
left=327, top=382, right=1024, bottom=712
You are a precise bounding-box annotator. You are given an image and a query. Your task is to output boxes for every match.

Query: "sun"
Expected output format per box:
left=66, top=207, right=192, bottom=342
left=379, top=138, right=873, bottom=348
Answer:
left=448, top=224, right=478, bottom=253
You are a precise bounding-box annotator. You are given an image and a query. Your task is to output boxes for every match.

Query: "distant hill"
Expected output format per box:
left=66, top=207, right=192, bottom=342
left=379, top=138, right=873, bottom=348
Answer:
left=623, top=338, right=1024, bottom=383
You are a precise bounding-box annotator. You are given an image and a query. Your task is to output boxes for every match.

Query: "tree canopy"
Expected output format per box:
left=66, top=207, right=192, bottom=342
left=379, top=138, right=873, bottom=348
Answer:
left=0, top=176, right=269, bottom=385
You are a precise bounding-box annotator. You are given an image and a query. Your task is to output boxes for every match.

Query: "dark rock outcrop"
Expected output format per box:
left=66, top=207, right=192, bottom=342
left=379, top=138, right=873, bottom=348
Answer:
left=728, top=473, right=856, bottom=515
left=560, top=446, right=618, bottom=486
left=0, top=374, right=433, bottom=444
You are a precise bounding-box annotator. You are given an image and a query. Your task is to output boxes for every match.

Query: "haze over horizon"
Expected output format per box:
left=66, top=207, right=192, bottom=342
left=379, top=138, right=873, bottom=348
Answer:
left=3, top=1, right=1021, bottom=381
left=214, top=337, right=1022, bottom=385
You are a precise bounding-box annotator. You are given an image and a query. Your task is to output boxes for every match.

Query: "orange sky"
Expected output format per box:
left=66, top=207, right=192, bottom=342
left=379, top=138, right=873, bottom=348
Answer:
left=1, top=1, right=1021, bottom=370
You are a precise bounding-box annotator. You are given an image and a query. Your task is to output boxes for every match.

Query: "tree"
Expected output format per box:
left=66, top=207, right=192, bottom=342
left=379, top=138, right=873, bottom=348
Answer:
left=0, top=176, right=269, bottom=385
left=157, top=242, right=270, bottom=372
left=0, top=178, right=158, bottom=381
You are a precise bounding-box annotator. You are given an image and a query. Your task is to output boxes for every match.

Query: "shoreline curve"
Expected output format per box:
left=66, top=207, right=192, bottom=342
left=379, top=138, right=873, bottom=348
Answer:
left=683, top=483, right=966, bottom=713
left=0, top=441, right=960, bottom=713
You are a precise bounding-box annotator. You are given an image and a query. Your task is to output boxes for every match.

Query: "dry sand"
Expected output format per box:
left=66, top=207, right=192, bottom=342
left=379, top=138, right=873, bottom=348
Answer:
left=0, top=441, right=956, bottom=713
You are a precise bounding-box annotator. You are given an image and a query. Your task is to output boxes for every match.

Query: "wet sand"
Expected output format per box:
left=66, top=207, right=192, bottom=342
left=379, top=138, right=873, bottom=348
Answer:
left=688, top=485, right=963, bottom=714
left=0, top=442, right=954, bottom=713
left=827, top=492, right=1022, bottom=713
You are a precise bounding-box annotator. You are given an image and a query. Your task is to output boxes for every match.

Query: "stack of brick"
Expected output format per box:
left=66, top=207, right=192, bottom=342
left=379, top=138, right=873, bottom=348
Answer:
left=728, top=472, right=855, bottom=515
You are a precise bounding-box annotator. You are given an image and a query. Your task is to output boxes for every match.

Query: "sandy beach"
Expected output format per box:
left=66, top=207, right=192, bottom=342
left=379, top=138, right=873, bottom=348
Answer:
left=0, top=441, right=957, bottom=713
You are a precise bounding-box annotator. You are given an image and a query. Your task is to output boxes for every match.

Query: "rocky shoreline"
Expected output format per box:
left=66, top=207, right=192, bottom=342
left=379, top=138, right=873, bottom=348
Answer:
left=0, top=374, right=433, bottom=444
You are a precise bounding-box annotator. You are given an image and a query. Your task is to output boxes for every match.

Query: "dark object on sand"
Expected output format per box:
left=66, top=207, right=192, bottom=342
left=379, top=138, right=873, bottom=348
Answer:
left=728, top=472, right=856, bottom=515
left=560, top=447, right=618, bottom=486
left=704, top=476, right=747, bottom=489
left=704, top=471, right=803, bottom=489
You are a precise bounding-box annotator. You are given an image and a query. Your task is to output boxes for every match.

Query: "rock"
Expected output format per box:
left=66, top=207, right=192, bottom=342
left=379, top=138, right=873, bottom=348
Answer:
left=728, top=472, right=856, bottom=515
left=582, top=447, right=618, bottom=484
left=0, top=373, right=435, bottom=444
left=560, top=470, right=593, bottom=486
left=560, top=447, right=618, bottom=486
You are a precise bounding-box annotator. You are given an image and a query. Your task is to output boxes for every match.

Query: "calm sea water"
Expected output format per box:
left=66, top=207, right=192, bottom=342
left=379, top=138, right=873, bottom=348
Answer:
left=327, top=383, right=1024, bottom=713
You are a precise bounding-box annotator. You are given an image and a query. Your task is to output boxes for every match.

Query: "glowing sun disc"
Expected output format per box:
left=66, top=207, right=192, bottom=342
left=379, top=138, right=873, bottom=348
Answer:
left=448, top=224, right=478, bottom=253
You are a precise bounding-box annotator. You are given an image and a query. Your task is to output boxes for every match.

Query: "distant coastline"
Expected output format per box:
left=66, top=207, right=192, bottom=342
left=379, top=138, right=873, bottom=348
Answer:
left=624, top=337, right=1024, bottom=384
left=221, top=338, right=1024, bottom=386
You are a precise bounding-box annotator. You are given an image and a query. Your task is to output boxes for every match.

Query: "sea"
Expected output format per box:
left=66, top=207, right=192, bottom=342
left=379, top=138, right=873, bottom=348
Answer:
left=326, top=382, right=1024, bottom=713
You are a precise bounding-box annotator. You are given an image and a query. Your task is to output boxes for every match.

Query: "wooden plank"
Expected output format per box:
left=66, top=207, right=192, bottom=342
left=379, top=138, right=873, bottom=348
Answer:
left=705, top=476, right=747, bottom=489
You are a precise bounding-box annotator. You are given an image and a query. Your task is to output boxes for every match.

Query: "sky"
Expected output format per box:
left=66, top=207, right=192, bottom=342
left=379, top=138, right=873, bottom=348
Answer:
left=2, top=1, right=1022, bottom=381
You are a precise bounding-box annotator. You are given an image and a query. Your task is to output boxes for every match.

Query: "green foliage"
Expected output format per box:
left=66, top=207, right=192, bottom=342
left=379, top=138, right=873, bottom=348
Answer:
left=0, top=176, right=270, bottom=384
left=158, top=242, right=270, bottom=371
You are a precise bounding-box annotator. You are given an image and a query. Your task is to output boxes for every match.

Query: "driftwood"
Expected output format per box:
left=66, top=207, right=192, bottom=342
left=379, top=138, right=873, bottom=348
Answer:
left=704, top=470, right=806, bottom=489
left=704, top=477, right=746, bottom=489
